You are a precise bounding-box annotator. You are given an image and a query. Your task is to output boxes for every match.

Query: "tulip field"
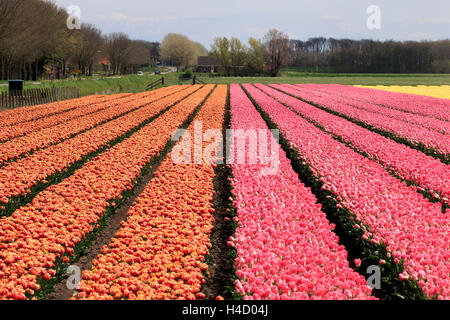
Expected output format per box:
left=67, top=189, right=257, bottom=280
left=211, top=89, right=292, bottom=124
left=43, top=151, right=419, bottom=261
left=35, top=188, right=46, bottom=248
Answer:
left=0, top=83, right=448, bottom=300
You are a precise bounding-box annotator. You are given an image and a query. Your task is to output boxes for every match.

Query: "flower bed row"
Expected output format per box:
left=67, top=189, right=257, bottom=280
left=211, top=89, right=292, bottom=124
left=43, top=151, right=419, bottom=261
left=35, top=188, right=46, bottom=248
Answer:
left=229, top=84, right=374, bottom=300
left=308, top=84, right=450, bottom=121
left=273, top=84, right=450, bottom=162
left=243, top=84, right=450, bottom=300
left=0, top=86, right=181, bottom=166
left=0, top=85, right=212, bottom=300
left=0, top=85, right=197, bottom=215
left=289, top=84, right=450, bottom=135
left=0, top=93, right=133, bottom=142
left=0, top=94, right=116, bottom=127
left=255, top=84, right=450, bottom=208
left=74, top=85, right=226, bottom=300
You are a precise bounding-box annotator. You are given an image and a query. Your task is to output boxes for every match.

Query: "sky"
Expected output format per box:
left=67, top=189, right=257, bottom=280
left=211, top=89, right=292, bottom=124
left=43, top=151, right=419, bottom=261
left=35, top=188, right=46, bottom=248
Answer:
left=53, top=0, right=450, bottom=48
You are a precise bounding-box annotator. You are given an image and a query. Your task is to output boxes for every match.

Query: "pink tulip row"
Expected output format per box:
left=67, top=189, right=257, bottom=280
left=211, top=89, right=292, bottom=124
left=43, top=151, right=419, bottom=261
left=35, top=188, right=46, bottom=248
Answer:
left=272, top=84, right=450, bottom=158
left=306, top=84, right=450, bottom=122
left=255, top=84, right=450, bottom=206
left=229, top=84, right=375, bottom=300
left=0, top=87, right=182, bottom=165
left=0, top=85, right=195, bottom=206
left=287, top=84, right=450, bottom=135
left=0, top=93, right=133, bottom=142
left=0, top=94, right=114, bottom=127
left=0, top=85, right=211, bottom=299
left=243, top=84, right=450, bottom=300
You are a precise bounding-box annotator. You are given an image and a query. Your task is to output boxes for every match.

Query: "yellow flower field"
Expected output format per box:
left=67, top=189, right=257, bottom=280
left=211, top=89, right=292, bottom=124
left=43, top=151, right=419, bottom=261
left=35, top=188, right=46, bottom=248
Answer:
left=356, top=85, right=450, bottom=100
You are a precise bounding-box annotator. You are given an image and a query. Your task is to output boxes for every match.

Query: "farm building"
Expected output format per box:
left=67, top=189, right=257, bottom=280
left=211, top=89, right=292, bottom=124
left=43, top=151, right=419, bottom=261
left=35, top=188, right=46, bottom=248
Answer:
left=197, top=56, right=219, bottom=73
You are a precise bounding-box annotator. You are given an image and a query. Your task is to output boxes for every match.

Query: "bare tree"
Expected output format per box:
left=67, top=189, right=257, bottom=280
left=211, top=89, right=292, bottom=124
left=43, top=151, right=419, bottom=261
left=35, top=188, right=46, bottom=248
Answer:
left=0, top=0, right=25, bottom=41
left=0, top=0, right=70, bottom=80
left=106, top=32, right=132, bottom=75
left=127, top=40, right=152, bottom=73
left=263, top=29, right=291, bottom=76
left=70, top=24, right=104, bottom=76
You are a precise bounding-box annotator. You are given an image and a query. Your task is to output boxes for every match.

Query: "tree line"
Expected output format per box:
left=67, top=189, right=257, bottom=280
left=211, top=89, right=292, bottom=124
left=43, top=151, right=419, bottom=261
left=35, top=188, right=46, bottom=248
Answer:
left=0, top=0, right=160, bottom=81
left=164, top=29, right=291, bottom=77
left=290, top=38, right=450, bottom=73
left=169, top=31, right=448, bottom=76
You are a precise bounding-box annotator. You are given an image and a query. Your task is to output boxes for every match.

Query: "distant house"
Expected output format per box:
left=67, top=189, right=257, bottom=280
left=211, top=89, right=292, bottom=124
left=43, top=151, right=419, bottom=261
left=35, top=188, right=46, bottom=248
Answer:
left=98, top=57, right=111, bottom=72
left=197, top=56, right=219, bottom=73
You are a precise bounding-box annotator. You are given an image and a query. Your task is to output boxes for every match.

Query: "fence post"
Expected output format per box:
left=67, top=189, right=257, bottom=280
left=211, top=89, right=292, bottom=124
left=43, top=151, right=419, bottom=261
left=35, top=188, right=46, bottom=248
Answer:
left=45, top=88, right=49, bottom=104
left=32, top=88, right=37, bottom=106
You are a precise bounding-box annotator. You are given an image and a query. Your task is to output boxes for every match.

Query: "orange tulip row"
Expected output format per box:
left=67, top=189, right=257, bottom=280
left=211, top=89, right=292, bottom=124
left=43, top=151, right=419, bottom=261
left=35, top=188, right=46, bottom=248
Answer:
left=0, top=85, right=212, bottom=300
left=74, top=85, right=227, bottom=300
left=0, top=93, right=133, bottom=142
left=0, top=85, right=197, bottom=210
left=0, top=94, right=116, bottom=127
left=0, top=86, right=182, bottom=165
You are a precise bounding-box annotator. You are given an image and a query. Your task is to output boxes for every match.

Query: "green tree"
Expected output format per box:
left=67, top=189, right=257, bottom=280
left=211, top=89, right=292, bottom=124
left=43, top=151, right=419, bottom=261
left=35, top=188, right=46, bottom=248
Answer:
left=230, top=37, right=247, bottom=67
left=247, top=37, right=265, bottom=74
left=210, top=37, right=231, bottom=73
left=160, top=33, right=200, bottom=71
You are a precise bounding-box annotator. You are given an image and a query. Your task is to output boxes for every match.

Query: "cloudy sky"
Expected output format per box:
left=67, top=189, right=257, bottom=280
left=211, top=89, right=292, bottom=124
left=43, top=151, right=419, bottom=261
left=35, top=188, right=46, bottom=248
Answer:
left=54, top=0, right=450, bottom=47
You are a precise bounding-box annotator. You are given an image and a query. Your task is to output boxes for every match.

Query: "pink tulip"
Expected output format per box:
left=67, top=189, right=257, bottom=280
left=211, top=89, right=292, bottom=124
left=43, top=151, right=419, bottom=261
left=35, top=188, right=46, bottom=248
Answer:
left=255, top=84, right=450, bottom=207
left=274, top=84, right=450, bottom=157
left=399, top=271, right=410, bottom=281
left=243, top=83, right=450, bottom=299
left=228, top=85, right=375, bottom=300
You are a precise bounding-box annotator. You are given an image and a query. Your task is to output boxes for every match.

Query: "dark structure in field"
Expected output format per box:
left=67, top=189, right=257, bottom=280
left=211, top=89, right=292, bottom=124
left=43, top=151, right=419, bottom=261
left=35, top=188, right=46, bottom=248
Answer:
left=197, top=56, right=219, bottom=73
